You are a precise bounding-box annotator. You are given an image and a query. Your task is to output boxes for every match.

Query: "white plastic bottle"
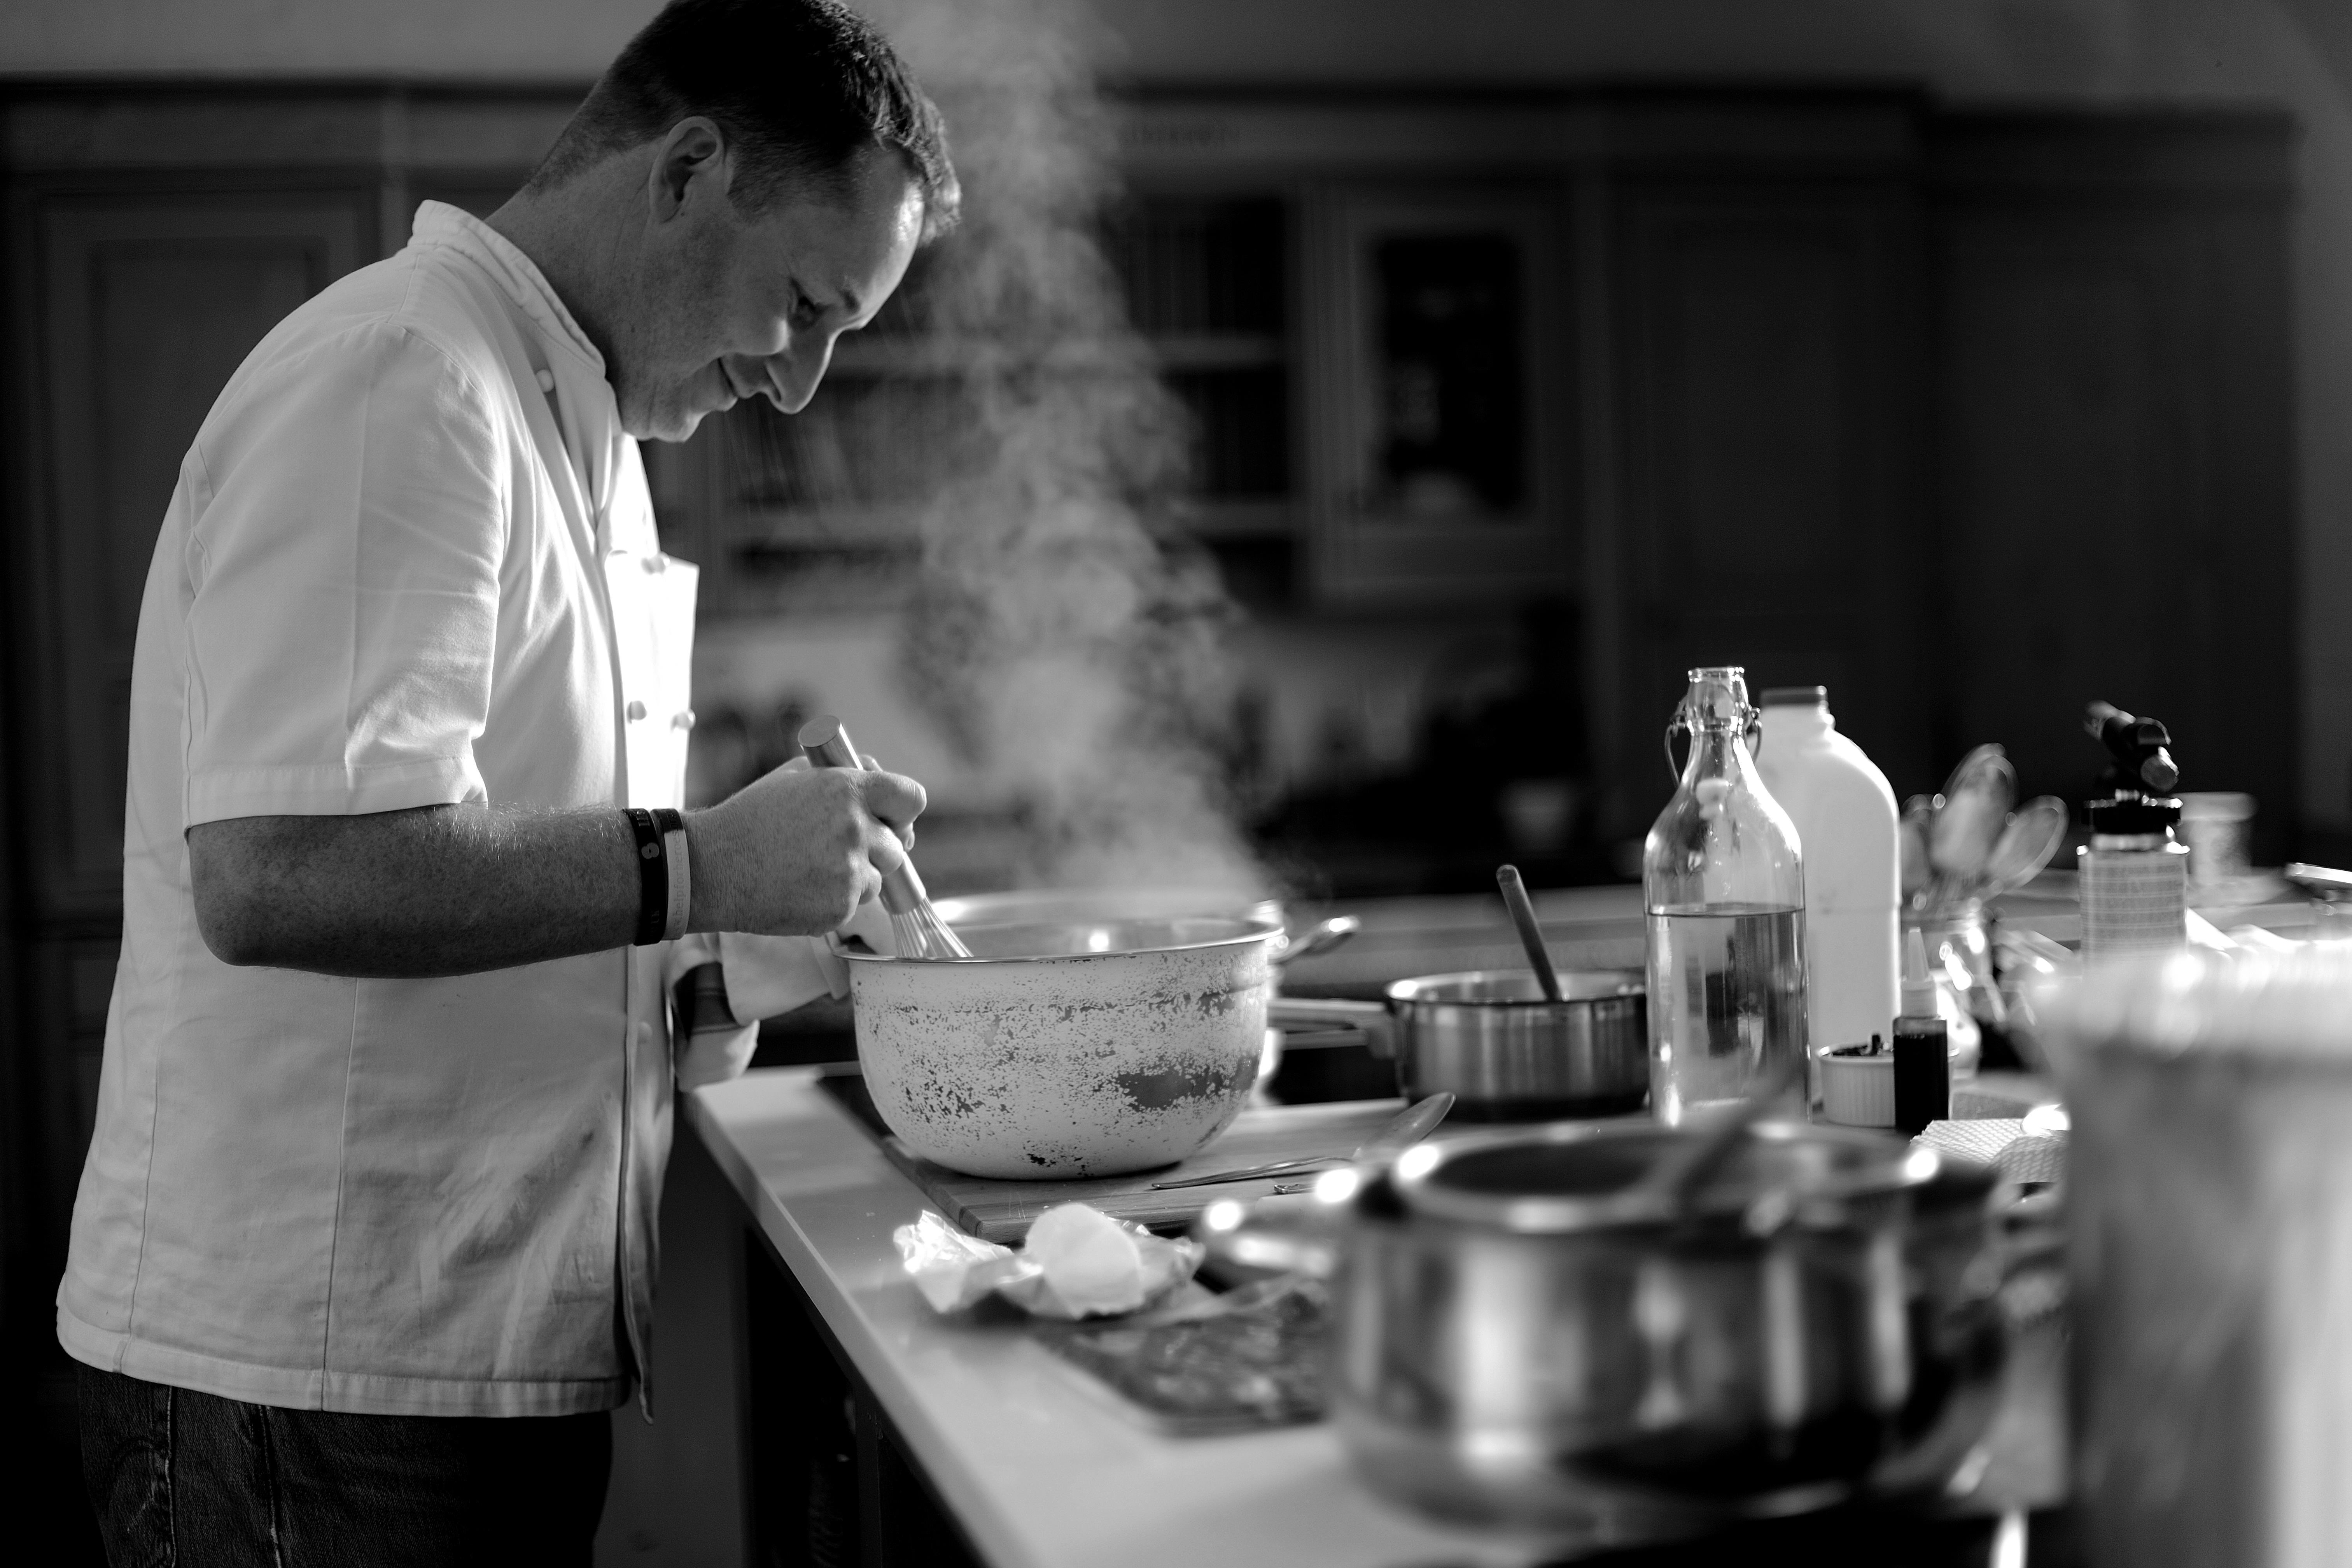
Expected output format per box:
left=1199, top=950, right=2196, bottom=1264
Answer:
left=1754, top=687, right=1900, bottom=1056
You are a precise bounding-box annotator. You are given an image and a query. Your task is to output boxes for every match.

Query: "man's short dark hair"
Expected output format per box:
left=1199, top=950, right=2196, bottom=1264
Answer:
left=533, top=0, right=958, bottom=239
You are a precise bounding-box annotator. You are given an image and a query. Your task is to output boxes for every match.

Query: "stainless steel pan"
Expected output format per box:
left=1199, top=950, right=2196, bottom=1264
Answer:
left=1200, top=1121, right=2009, bottom=1535
left=1270, top=969, right=1648, bottom=1120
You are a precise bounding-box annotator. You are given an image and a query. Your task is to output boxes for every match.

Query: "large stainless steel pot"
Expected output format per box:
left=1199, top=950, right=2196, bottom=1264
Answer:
left=1270, top=970, right=1649, bottom=1120
left=842, top=892, right=1287, bottom=1179
left=1329, top=1122, right=2007, bottom=1535
left=1200, top=1120, right=2007, bottom=1537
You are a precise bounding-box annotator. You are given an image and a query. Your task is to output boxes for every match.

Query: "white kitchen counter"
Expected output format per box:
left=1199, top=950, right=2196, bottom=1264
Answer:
left=684, top=1067, right=2062, bottom=1568
left=686, top=1067, right=1563, bottom=1568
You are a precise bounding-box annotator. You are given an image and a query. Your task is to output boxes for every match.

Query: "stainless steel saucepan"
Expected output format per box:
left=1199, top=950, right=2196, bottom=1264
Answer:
left=1270, top=970, right=1649, bottom=1120
left=1200, top=1120, right=2009, bottom=1536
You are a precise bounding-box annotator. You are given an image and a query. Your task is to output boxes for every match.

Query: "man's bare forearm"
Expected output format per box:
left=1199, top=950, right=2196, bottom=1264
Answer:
left=188, top=805, right=643, bottom=978
left=185, top=764, right=928, bottom=980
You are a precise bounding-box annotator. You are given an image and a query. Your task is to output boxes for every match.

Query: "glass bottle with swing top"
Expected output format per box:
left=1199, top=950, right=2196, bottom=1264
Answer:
left=1643, top=666, right=1809, bottom=1124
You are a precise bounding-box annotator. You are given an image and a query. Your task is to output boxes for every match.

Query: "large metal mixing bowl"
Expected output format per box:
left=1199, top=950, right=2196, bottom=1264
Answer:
left=840, top=897, right=1286, bottom=1179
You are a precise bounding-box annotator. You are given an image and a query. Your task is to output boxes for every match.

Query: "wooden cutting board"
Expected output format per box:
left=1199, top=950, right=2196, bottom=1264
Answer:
left=822, top=1078, right=1409, bottom=1243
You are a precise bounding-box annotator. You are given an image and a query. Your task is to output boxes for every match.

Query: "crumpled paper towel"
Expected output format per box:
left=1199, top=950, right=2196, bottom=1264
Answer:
left=894, top=1203, right=1203, bottom=1320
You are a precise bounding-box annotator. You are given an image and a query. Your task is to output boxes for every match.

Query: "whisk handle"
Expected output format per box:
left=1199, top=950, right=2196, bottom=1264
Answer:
left=796, top=714, right=922, bottom=915
left=798, top=714, right=863, bottom=773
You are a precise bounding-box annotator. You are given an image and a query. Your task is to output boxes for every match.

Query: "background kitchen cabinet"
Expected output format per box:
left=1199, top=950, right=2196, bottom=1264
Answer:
left=0, top=90, right=566, bottom=1559
left=1301, top=184, right=1573, bottom=605
left=2, top=178, right=376, bottom=1309
left=1929, top=116, right=2298, bottom=858
left=1608, top=172, right=1928, bottom=830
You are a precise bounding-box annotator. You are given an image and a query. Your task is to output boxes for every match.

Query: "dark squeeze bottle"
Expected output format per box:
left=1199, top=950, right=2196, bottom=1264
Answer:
left=1893, top=927, right=1948, bottom=1134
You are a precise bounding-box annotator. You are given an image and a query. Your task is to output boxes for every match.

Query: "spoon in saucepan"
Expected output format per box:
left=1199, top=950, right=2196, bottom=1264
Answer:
left=1496, top=863, right=1566, bottom=1002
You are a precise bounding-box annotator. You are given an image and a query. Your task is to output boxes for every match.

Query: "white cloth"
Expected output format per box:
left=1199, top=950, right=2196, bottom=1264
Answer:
left=58, top=202, right=839, bottom=1418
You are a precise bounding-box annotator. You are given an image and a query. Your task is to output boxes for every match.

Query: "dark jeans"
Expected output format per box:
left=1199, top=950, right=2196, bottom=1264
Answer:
left=78, top=1363, right=609, bottom=1568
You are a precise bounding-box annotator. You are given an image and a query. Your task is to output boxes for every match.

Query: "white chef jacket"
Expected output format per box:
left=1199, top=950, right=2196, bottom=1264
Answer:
left=57, top=201, right=838, bottom=1417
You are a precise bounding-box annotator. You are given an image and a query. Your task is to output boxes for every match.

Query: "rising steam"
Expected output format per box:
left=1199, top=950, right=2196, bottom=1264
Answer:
left=860, top=0, right=1264, bottom=894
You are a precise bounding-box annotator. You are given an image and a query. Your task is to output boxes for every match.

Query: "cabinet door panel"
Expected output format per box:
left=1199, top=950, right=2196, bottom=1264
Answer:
left=1303, top=185, right=1574, bottom=604
left=1615, top=184, right=1925, bottom=828
left=1936, top=205, right=2294, bottom=840
left=26, top=195, right=365, bottom=917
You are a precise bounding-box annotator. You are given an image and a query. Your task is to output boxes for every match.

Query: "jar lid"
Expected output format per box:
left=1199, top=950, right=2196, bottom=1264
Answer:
left=1387, top=1121, right=1939, bottom=1234
left=2089, top=794, right=2182, bottom=833
left=1759, top=686, right=1828, bottom=707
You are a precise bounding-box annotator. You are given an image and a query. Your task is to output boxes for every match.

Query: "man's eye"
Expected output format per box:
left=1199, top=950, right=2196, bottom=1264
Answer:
left=790, top=292, right=820, bottom=329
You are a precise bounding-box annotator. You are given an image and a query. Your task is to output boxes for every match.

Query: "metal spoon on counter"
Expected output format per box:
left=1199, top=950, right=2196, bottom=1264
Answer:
left=1148, top=1092, right=1455, bottom=1190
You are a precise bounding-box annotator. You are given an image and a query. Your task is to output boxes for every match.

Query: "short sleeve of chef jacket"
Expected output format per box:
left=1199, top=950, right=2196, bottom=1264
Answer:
left=180, top=323, right=504, bottom=828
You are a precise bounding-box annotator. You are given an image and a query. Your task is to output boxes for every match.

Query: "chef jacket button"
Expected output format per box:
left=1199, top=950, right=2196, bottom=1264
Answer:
left=672, top=709, right=696, bottom=731
left=534, top=368, right=555, bottom=392
left=636, top=1021, right=653, bottom=1045
left=626, top=700, right=648, bottom=721
left=643, top=554, right=666, bottom=574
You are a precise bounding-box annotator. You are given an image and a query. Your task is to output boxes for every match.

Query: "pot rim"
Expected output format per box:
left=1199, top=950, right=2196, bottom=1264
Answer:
left=833, top=915, right=1285, bottom=967
left=1386, top=968, right=1645, bottom=1007
left=1385, top=1119, right=1944, bottom=1234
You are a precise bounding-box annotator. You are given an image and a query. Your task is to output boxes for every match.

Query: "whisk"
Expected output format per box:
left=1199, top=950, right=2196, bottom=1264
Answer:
left=796, top=714, right=972, bottom=960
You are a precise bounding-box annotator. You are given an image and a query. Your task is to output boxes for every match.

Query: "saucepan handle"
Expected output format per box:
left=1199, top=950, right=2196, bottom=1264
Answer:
left=1274, top=915, right=1361, bottom=968
left=1268, top=996, right=1398, bottom=1059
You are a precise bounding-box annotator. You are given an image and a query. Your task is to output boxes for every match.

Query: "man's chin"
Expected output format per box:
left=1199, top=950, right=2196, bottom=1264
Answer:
left=623, top=401, right=710, bottom=444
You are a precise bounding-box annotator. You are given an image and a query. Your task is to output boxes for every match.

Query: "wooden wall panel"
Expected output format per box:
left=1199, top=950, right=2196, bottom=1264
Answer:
left=24, top=194, right=368, bottom=918
left=1612, top=180, right=1927, bottom=826
left=2, top=185, right=372, bottom=1347
left=1931, top=119, right=2296, bottom=852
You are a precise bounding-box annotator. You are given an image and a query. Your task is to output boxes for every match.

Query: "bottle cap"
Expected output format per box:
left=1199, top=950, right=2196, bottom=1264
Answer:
left=2088, top=795, right=2182, bottom=834
left=1759, top=686, right=1828, bottom=707
left=1900, top=928, right=1939, bottom=1020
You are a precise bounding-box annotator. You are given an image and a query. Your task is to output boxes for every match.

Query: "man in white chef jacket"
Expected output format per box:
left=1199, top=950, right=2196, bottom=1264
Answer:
left=59, top=3, right=957, bottom=1561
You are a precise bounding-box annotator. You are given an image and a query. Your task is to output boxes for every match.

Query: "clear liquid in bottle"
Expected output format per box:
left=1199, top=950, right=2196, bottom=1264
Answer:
left=1643, top=667, right=1810, bottom=1124
left=1645, top=903, right=1808, bottom=1123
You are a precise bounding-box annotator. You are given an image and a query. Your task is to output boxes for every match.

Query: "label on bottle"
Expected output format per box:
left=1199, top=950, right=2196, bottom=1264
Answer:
left=2080, top=842, right=2189, bottom=960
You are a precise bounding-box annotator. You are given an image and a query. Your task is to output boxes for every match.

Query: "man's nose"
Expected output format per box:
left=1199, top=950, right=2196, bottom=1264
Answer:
left=763, top=336, right=835, bottom=415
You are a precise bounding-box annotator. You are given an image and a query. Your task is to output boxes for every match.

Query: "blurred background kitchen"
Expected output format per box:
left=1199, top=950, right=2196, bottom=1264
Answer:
left=3, top=0, right=2347, bottom=1556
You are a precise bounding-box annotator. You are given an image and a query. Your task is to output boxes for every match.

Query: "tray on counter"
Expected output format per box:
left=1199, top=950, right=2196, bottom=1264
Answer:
left=815, top=1071, right=1406, bottom=1242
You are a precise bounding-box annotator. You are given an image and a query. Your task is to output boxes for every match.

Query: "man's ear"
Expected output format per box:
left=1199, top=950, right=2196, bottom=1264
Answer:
left=647, top=116, right=729, bottom=224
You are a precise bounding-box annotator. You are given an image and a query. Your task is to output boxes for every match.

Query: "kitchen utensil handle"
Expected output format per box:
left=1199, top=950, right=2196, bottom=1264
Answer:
left=1274, top=915, right=1361, bottom=968
left=2287, top=862, right=2352, bottom=895
left=1356, top=1092, right=1453, bottom=1163
left=1149, top=1157, right=1344, bottom=1190
left=1496, top=865, right=1566, bottom=1002
left=797, top=713, right=923, bottom=916
left=800, top=714, right=861, bottom=772
left=1636, top=1050, right=1807, bottom=1213
left=1268, top=996, right=1398, bottom=1059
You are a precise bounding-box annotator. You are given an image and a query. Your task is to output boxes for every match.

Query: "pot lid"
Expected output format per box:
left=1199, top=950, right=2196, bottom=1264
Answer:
left=1389, top=1121, right=1942, bottom=1234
